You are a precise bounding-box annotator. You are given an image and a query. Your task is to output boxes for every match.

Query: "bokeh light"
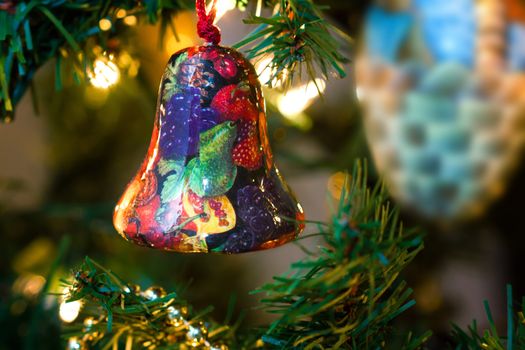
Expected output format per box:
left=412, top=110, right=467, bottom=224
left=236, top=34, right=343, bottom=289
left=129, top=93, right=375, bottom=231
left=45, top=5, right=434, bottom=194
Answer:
left=277, top=78, right=326, bottom=118
left=88, top=58, right=121, bottom=89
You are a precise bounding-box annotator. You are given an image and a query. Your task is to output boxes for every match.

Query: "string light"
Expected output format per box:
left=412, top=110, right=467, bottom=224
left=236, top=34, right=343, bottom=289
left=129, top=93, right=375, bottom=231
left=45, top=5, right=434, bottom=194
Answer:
left=88, top=57, right=121, bottom=89
left=123, top=15, right=137, bottom=26
left=59, top=299, right=82, bottom=323
left=98, top=18, right=112, bottom=31
left=277, top=78, right=326, bottom=118
left=116, top=8, right=127, bottom=19
left=59, top=287, right=82, bottom=323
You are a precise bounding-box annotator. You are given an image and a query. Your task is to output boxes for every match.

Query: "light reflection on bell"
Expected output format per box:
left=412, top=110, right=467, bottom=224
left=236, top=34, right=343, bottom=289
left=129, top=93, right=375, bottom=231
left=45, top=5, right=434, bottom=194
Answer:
left=113, top=45, right=304, bottom=253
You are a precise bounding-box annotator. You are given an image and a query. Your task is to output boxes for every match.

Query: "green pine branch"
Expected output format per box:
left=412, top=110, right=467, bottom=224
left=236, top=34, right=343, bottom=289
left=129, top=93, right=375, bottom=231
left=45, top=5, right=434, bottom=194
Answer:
left=0, top=0, right=350, bottom=122
left=61, top=256, right=235, bottom=349
left=60, top=160, right=429, bottom=349
left=254, top=161, right=430, bottom=349
left=451, top=285, right=525, bottom=350
left=0, top=0, right=191, bottom=122
left=233, top=0, right=350, bottom=90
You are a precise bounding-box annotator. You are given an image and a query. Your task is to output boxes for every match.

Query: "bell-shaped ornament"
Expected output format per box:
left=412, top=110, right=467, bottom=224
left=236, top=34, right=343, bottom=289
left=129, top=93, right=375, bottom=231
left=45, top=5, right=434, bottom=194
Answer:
left=113, top=37, right=304, bottom=252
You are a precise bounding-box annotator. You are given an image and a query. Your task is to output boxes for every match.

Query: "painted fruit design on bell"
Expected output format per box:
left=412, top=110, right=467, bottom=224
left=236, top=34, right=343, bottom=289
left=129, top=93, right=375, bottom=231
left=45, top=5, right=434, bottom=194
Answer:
left=113, top=45, right=304, bottom=253
left=182, top=189, right=235, bottom=235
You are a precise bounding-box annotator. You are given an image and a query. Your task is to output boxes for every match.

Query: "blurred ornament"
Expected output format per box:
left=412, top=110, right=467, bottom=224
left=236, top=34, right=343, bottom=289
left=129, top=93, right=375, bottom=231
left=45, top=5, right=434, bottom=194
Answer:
left=186, top=322, right=208, bottom=347
left=210, top=344, right=229, bottom=350
left=113, top=0, right=304, bottom=253
left=142, top=286, right=167, bottom=300
left=357, top=0, right=525, bottom=220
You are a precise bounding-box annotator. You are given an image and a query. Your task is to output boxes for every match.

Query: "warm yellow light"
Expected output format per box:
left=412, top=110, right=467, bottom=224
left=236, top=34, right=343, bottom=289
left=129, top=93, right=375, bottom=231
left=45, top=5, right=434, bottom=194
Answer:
left=98, top=18, right=112, bottom=31
left=88, top=58, right=120, bottom=89
left=355, top=86, right=364, bottom=101
left=165, top=34, right=194, bottom=54
left=123, top=15, right=137, bottom=26
left=12, top=274, right=46, bottom=298
left=277, top=78, right=326, bottom=117
left=67, top=337, right=82, bottom=350
left=59, top=299, right=82, bottom=323
left=116, top=8, right=127, bottom=19
left=214, top=0, right=237, bottom=22
left=255, top=55, right=288, bottom=87
left=255, top=56, right=274, bottom=86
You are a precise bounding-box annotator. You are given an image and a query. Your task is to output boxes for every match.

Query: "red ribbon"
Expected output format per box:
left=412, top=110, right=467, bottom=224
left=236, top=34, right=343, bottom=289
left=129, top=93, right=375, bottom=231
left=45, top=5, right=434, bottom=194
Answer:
left=196, top=0, right=221, bottom=45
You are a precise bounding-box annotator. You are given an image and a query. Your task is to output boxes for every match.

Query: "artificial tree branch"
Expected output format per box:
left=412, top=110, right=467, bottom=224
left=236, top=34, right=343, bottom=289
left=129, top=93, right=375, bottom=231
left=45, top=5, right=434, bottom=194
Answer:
left=0, top=0, right=349, bottom=122
left=61, top=161, right=429, bottom=349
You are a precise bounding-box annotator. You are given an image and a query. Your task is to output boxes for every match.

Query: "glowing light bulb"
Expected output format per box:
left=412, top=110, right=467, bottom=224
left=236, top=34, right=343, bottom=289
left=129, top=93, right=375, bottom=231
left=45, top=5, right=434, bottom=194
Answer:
left=59, top=299, right=82, bottom=323
left=88, top=58, right=120, bottom=89
left=98, top=18, right=112, bottom=31
left=123, top=15, right=137, bottom=26
left=116, top=9, right=127, bottom=19
left=214, top=0, right=237, bottom=22
left=277, top=78, right=326, bottom=118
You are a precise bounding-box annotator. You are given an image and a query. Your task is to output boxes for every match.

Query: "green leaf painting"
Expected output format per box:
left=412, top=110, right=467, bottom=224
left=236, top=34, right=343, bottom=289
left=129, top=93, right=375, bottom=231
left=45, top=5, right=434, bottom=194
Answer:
left=188, top=122, right=237, bottom=197
left=162, top=51, right=188, bottom=103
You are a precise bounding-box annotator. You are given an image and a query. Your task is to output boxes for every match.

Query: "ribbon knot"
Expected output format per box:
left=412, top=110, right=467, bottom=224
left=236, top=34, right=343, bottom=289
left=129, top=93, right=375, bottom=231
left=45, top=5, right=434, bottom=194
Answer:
left=196, top=0, right=221, bottom=45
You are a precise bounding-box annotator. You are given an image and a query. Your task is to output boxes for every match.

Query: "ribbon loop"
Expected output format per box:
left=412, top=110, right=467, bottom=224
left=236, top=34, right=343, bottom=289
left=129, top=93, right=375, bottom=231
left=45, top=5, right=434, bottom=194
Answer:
left=196, top=0, right=221, bottom=45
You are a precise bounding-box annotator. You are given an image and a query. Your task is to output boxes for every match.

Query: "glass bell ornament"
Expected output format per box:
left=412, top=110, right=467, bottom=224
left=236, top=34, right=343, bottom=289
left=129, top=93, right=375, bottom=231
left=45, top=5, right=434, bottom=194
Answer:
left=113, top=0, right=304, bottom=253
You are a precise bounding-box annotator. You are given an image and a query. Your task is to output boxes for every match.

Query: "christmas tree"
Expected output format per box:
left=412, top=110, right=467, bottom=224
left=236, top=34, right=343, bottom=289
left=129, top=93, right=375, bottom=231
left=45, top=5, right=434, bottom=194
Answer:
left=1, top=1, right=525, bottom=349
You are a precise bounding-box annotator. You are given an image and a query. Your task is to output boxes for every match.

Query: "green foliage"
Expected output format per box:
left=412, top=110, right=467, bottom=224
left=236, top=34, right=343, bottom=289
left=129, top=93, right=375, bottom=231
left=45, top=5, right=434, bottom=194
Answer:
left=62, top=257, right=236, bottom=349
left=0, top=0, right=189, bottom=122
left=0, top=0, right=349, bottom=122
left=451, top=285, right=525, bottom=350
left=234, top=0, right=350, bottom=90
left=255, top=162, right=429, bottom=349
left=61, top=161, right=429, bottom=349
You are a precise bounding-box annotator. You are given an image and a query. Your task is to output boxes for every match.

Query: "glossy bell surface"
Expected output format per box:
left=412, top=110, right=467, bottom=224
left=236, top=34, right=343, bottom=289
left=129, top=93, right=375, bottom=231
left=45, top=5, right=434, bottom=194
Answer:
left=114, top=45, right=304, bottom=253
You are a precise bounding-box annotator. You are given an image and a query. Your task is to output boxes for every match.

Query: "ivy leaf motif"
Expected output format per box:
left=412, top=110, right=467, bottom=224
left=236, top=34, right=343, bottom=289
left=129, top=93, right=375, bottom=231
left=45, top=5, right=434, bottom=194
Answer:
left=159, top=159, right=186, bottom=204
left=156, top=158, right=187, bottom=228
left=189, top=121, right=237, bottom=197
